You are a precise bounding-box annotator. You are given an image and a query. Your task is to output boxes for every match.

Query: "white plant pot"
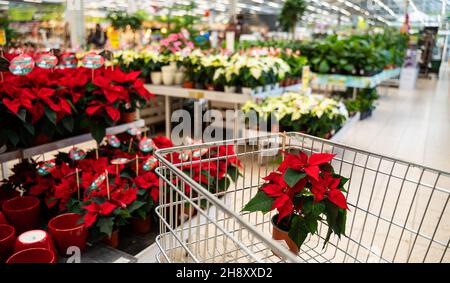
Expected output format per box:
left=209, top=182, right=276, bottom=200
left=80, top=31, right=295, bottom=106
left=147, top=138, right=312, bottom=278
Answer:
left=162, top=71, right=175, bottom=85
left=224, top=86, right=236, bottom=93
left=274, top=82, right=280, bottom=89
left=174, top=72, right=185, bottom=85
left=169, top=62, right=178, bottom=70
left=161, top=65, right=175, bottom=73
left=264, top=85, right=271, bottom=92
left=150, top=72, right=162, bottom=85
left=241, top=87, right=254, bottom=95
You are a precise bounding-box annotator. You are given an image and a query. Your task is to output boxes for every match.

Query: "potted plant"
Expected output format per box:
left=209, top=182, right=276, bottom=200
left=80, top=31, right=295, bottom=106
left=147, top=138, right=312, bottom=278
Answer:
left=278, top=0, right=307, bottom=39
left=242, top=150, right=349, bottom=254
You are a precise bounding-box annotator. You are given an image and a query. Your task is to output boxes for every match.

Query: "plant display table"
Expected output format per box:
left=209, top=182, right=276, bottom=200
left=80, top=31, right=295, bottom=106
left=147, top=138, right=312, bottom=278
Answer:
left=143, top=84, right=302, bottom=137
left=0, top=120, right=145, bottom=179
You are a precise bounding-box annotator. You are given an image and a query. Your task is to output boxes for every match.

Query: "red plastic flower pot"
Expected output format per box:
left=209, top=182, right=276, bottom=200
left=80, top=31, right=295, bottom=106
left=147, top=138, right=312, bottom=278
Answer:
left=2, top=196, right=40, bottom=234
left=103, top=229, right=119, bottom=248
left=48, top=213, right=87, bottom=256
left=14, top=230, right=56, bottom=256
left=0, top=224, right=16, bottom=262
left=0, top=212, right=8, bottom=225
left=0, top=189, right=19, bottom=210
left=6, top=248, right=56, bottom=263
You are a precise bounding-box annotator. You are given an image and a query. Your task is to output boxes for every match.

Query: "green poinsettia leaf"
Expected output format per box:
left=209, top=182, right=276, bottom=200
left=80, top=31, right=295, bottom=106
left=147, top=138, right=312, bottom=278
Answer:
left=241, top=190, right=274, bottom=213
left=288, top=215, right=309, bottom=249
left=284, top=168, right=306, bottom=188
left=97, top=217, right=114, bottom=237
left=44, top=107, right=57, bottom=125
left=128, top=200, right=146, bottom=214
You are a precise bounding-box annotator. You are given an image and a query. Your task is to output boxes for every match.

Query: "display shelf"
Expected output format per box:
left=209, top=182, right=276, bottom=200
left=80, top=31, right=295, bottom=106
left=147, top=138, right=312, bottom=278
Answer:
left=144, top=84, right=302, bottom=137
left=311, top=68, right=401, bottom=89
left=0, top=120, right=145, bottom=163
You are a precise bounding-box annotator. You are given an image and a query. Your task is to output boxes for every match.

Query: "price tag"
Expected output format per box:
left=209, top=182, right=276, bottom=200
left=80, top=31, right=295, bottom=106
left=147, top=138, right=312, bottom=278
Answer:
left=69, top=147, right=86, bottom=161
left=37, top=160, right=56, bottom=176
left=139, top=137, right=155, bottom=153
left=36, top=53, right=58, bottom=69
left=111, top=158, right=130, bottom=165
left=60, top=52, right=78, bottom=68
left=9, top=54, right=34, bottom=75
left=142, top=156, right=158, bottom=171
left=107, top=135, right=121, bottom=148
left=81, top=52, right=104, bottom=69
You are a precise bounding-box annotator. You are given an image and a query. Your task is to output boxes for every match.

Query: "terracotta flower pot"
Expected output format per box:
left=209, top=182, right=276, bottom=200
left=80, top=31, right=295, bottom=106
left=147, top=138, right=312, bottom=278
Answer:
left=131, top=216, right=152, bottom=234
left=6, top=248, right=56, bottom=263
left=271, top=215, right=299, bottom=255
left=2, top=196, right=40, bottom=234
left=14, top=230, right=56, bottom=256
left=103, top=229, right=119, bottom=248
left=183, top=81, right=194, bottom=89
left=120, top=111, right=138, bottom=124
left=0, top=224, right=16, bottom=262
left=205, top=84, right=215, bottom=91
left=48, top=213, right=87, bottom=256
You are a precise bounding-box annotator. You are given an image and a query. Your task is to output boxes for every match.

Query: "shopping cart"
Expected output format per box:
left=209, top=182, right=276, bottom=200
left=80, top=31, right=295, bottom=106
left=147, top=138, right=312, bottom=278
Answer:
left=154, top=132, right=450, bottom=263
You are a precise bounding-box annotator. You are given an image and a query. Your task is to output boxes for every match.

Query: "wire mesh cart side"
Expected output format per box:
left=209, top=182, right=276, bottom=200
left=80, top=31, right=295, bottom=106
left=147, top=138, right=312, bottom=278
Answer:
left=154, top=133, right=450, bottom=263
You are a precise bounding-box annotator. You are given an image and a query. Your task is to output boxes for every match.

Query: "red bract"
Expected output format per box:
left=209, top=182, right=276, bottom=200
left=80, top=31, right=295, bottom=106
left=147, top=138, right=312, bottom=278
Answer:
left=152, top=136, right=174, bottom=149
left=134, top=171, right=159, bottom=189
left=278, top=151, right=335, bottom=181
left=86, top=101, right=121, bottom=121
left=83, top=201, right=117, bottom=227
left=309, top=173, right=348, bottom=209
left=262, top=183, right=293, bottom=223
left=111, top=187, right=138, bottom=208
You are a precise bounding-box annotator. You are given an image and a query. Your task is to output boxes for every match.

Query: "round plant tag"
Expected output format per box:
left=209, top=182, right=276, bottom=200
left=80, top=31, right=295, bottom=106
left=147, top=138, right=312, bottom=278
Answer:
left=37, top=160, right=56, bottom=176
left=89, top=173, right=106, bottom=190
left=111, top=158, right=130, bottom=165
left=180, top=150, right=191, bottom=162
left=9, top=54, right=34, bottom=75
left=107, top=135, right=121, bottom=148
left=69, top=147, right=86, bottom=161
left=60, top=52, right=78, bottom=68
left=81, top=52, right=104, bottom=69
left=139, top=137, right=155, bottom=153
left=142, top=156, right=158, bottom=171
left=36, top=53, right=58, bottom=69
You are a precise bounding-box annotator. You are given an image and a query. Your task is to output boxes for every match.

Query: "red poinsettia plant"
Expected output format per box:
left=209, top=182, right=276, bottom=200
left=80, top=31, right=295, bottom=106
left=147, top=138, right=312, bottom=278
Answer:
left=0, top=61, right=154, bottom=149
left=242, top=150, right=349, bottom=252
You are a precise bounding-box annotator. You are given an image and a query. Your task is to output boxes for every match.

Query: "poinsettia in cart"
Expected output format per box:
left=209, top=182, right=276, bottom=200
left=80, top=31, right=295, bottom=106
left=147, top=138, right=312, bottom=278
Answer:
left=242, top=150, right=349, bottom=254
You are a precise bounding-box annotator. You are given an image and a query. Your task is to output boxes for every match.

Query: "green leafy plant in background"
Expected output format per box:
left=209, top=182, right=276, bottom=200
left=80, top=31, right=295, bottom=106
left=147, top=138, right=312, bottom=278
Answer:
left=279, top=0, right=307, bottom=38
left=107, top=11, right=144, bottom=30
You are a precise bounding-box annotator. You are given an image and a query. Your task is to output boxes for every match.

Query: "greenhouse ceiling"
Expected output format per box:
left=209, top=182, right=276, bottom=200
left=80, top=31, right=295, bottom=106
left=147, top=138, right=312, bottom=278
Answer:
left=4, top=0, right=450, bottom=27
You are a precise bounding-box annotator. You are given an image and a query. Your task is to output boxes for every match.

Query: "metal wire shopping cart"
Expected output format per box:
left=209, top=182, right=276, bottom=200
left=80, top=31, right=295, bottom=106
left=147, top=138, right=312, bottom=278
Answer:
left=154, top=132, right=450, bottom=263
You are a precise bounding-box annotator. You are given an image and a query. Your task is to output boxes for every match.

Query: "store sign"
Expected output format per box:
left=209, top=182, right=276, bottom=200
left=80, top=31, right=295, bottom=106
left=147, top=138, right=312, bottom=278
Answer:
left=60, top=52, right=78, bottom=68
left=109, top=31, right=120, bottom=50
left=36, top=53, right=58, bottom=69
left=302, top=66, right=310, bottom=90
left=81, top=52, right=104, bottom=69
left=0, top=29, right=6, bottom=46
left=9, top=54, right=35, bottom=76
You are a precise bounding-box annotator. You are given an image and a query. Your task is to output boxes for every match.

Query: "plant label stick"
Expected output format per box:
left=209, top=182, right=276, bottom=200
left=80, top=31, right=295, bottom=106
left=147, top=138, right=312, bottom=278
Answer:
left=76, top=168, right=80, bottom=200
left=105, top=170, right=110, bottom=200
left=135, top=154, right=139, bottom=176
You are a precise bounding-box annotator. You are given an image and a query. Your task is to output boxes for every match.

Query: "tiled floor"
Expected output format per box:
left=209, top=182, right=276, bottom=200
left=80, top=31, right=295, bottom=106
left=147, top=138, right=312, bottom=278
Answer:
left=334, top=66, right=450, bottom=173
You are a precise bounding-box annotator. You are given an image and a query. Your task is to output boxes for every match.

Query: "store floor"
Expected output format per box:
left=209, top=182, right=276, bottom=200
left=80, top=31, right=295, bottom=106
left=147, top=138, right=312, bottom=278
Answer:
left=334, top=65, right=450, bottom=173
